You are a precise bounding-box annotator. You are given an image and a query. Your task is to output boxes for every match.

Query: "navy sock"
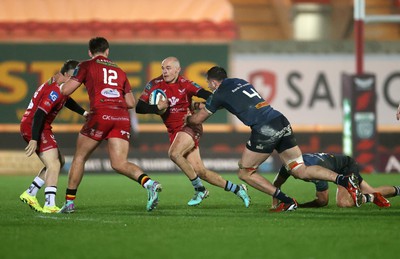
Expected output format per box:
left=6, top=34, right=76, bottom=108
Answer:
left=335, top=175, right=347, bottom=187
left=273, top=188, right=293, bottom=204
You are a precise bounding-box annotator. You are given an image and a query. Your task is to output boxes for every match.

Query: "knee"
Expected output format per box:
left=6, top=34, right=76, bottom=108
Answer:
left=110, top=161, right=125, bottom=173
left=168, top=149, right=182, bottom=163
left=291, top=165, right=307, bottom=180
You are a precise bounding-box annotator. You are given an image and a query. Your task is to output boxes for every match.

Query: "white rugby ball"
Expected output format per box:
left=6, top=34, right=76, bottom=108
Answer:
left=149, top=89, right=167, bottom=105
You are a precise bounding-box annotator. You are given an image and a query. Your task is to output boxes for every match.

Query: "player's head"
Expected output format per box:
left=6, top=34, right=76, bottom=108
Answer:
left=161, top=56, right=181, bottom=83
left=88, top=37, right=109, bottom=57
left=206, top=66, right=227, bottom=91
left=60, top=59, right=79, bottom=76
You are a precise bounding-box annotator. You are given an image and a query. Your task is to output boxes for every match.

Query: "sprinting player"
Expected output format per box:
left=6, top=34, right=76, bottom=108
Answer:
left=59, top=37, right=162, bottom=213
left=185, top=66, right=362, bottom=212
left=20, top=60, right=87, bottom=213
left=273, top=153, right=396, bottom=208
left=136, top=57, right=250, bottom=207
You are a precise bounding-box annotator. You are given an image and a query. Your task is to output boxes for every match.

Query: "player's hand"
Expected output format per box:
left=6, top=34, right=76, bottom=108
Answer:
left=25, top=140, right=38, bottom=157
left=157, top=97, right=168, bottom=111
left=83, top=111, right=89, bottom=119
left=397, top=103, right=400, bottom=121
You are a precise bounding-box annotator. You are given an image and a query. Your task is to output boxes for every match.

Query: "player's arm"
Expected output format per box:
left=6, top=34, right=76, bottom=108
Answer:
left=25, top=109, right=46, bottom=157
left=196, top=88, right=212, bottom=100
left=136, top=99, right=167, bottom=115
left=64, top=98, right=88, bottom=117
left=124, top=92, right=136, bottom=109
left=298, top=190, right=329, bottom=208
left=60, top=78, right=81, bottom=96
left=185, top=108, right=211, bottom=125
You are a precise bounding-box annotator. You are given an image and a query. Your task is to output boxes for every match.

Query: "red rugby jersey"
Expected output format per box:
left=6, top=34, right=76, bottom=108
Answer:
left=71, top=55, right=131, bottom=111
left=21, top=77, right=68, bottom=130
left=139, top=75, right=202, bottom=134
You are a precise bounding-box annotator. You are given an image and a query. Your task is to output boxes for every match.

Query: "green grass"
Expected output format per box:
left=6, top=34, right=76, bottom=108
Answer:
left=1, top=173, right=400, bottom=259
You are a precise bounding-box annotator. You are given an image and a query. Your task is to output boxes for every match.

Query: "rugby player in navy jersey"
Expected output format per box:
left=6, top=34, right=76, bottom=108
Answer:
left=185, top=66, right=363, bottom=211
left=273, top=153, right=396, bottom=208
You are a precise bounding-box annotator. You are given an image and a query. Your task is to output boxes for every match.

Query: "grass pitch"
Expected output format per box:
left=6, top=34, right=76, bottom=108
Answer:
left=1, top=173, right=399, bottom=259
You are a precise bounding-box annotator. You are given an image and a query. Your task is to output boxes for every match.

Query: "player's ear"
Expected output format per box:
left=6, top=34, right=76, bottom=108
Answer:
left=88, top=50, right=93, bottom=58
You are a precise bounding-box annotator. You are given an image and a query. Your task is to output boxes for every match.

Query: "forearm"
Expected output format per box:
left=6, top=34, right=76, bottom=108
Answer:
left=135, top=99, right=163, bottom=114
left=31, top=109, right=46, bottom=141
left=65, top=98, right=86, bottom=115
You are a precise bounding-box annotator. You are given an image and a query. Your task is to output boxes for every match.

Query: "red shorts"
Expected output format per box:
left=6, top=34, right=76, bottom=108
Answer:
left=20, top=123, right=58, bottom=153
left=80, top=108, right=131, bottom=141
left=169, top=124, right=203, bottom=148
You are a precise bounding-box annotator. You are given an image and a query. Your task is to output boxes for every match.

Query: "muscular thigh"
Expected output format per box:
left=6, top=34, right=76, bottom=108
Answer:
left=169, top=131, right=196, bottom=156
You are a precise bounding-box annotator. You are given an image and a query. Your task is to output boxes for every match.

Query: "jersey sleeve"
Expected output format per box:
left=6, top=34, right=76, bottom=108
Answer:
left=313, top=180, right=329, bottom=192
left=205, top=92, right=222, bottom=114
left=123, top=76, right=132, bottom=95
left=37, top=86, right=60, bottom=114
left=139, top=80, right=155, bottom=103
left=71, top=61, right=88, bottom=84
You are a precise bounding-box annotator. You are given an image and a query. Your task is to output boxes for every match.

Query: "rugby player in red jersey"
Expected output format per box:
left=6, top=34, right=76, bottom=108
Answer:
left=136, top=57, right=250, bottom=207
left=59, top=37, right=162, bottom=212
left=20, top=60, right=88, bottom=213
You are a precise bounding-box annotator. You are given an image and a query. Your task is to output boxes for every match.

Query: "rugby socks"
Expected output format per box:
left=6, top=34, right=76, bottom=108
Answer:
left=191, top=176, right=206, bottom=192
left=363, top=193, right=373, bottom=203
left=138, top=174, right=153, bottom=188
left=224, top=181, right=240, bottom=194
left=394, top=186, right=400, bottom=196
left=335, top=175, right=348, bottom=187
left=27, top=176, right=45, bottom=196
left=65, top=188, right=77, bottom=202
left=273, top=188, right=294, bottom=204
left=44, top=186, right=57, bottom=207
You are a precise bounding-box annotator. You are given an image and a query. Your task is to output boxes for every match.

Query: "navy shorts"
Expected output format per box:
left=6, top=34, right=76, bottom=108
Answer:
left=246, top=114, right=297, bottom=154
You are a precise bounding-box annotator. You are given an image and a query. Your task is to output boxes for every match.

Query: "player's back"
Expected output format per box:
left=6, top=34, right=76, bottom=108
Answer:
left=209, top=78, right=279, bottom=127
left=75, top=56, right=129, bottom=110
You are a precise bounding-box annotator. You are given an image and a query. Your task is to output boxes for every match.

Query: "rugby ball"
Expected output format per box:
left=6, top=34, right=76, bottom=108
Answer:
left=149, top=89, right=167, bottom=105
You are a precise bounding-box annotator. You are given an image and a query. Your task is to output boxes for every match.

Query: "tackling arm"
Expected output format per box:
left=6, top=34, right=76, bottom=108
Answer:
left=298, top=190, right=329, bottom=208
left=60, top=79, right=81, bottom=96
left=185, top=108, right=211, bottom=125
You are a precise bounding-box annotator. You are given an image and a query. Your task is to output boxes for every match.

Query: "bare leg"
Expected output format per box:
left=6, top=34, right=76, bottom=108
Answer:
left=238, top=147, right=276, bottom=195
left=186, top=148, right=226, bottom=188
left=67, top=133, right=100, bottom=189
left=108, top=137, right=144, bottom=181
left=168, top=132, right=198, bottom=180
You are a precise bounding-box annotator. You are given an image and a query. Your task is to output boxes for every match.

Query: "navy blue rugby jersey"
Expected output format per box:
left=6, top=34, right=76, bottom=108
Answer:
left=205, top=78, right=281, bottom=127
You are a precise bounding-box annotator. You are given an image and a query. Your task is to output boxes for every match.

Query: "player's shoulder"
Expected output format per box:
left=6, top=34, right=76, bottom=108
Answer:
left=145, top=75, right=164, bottom=91
left=178, top=76, right=201, bottom=89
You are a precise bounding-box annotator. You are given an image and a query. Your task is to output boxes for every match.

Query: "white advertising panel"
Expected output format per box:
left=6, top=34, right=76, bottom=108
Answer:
left=231, top=54, right=400, bottom=127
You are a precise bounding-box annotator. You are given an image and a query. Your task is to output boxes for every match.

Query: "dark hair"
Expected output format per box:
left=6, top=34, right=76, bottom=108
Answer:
left=89, top=37, right=109, bottom=55
left=207, top=66, right=228, bottom=81
left=60, top=59, right=79, bottom=74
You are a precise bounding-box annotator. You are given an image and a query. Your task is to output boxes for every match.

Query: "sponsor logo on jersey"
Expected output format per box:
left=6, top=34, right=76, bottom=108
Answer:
left=48, top=91, right=59, bottom=102
left=178, top=89, right=186, bottom=95
left=102, top=115, right=129, bottom=121
left=101, top=88, right=120, bottom=98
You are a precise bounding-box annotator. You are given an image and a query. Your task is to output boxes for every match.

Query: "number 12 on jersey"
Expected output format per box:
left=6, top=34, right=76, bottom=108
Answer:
left=103, top=68, right=118, bottom=86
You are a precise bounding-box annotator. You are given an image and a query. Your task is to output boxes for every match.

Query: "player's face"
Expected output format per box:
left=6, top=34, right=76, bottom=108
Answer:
left=207, top=79, right=217, bottom=92
left=161, top=60, right=180, bottom=83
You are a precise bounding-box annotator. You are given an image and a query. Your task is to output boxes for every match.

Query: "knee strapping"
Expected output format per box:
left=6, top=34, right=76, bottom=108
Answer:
left=238, top=162, right=258, bottom=174
left=286, top=156, right=304, bottom=171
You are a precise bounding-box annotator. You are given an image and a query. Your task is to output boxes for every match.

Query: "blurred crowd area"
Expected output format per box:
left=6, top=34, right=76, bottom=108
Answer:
left=0, top=0, right=399, bottom=42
